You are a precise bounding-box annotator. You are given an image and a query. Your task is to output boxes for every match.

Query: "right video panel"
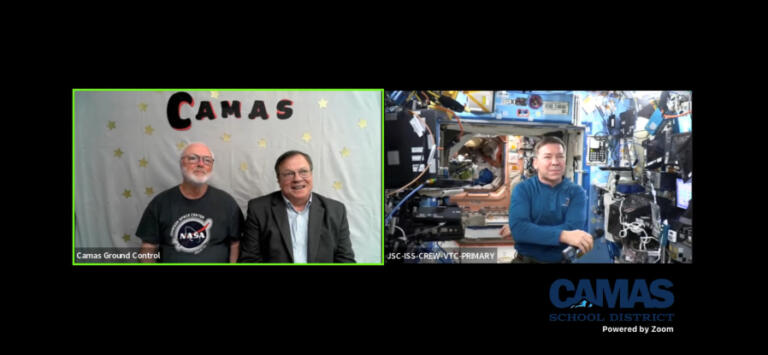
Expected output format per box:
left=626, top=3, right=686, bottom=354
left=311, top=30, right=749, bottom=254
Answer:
left=384, top=90, right=692, bottom=264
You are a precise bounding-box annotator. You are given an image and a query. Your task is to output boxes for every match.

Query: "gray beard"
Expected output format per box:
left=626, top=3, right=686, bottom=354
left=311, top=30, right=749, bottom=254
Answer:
left=182, top=168, right=211, bottom=185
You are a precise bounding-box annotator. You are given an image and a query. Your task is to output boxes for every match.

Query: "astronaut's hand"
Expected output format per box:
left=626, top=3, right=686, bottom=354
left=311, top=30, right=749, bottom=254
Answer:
left=559, top=230, right=594, bottom=254
left=500, top=224, right=513, bottom=240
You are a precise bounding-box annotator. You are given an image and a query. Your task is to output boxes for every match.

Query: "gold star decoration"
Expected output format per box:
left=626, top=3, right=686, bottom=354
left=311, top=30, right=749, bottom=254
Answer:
left=258, top=139, right=267, bottom=148
left=240, top=162, right=248, bottom=172
left=341, top=147, right=350, bottom=158
left=138, top=103, right=148, bottom=112
left=139, top=158, right=148, bottom=168
left=176, top=141, right=187, bottom=150
left=302, top=133, right=312, bottom=142
left=211, top=91, right=220, bottom=99
left=318, top=98, right=328, bottom=108
left=107, top=121, right=116, bottom=130
left=333, top=181, right=343, bottom=190
left=122, top=189, right=132, bottom=198
left=357, top=119, right=367, bottom=128
left=122, top=234, right=131, bottom=242
left=114, top=148, right=124, bottom=158
left=145, top=187, right=154, bottom=196
left=144, top=125, right=154, bottom=135
left=221, top=133, right=231, bottom=142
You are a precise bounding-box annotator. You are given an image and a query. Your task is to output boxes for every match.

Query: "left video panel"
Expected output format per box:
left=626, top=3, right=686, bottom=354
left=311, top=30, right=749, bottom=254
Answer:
left=73, top=89, right=383, bottom=265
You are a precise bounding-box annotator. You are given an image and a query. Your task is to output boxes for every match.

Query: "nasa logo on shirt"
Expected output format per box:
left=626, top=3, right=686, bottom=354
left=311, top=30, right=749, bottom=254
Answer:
left=170, top=213, right=213, bottom=254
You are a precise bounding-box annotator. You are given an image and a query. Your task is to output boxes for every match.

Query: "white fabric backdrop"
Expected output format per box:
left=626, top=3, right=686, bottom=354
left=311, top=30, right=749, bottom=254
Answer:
left=74, top=90, right=382, bottom=263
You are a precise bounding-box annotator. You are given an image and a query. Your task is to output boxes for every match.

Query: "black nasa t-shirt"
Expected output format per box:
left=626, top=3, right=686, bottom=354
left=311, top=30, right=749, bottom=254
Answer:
left=136, top=185, right=244, bottom=263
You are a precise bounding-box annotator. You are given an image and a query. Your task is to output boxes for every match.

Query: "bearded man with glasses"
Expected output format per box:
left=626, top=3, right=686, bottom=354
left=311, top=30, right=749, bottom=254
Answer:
left=135, top=142, right=244, bottom=263
left=239, top=150, right=355, bottom=263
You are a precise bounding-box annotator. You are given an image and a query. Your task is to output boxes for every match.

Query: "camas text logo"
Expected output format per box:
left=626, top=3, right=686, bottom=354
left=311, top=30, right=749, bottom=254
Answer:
left=167, top=92, right=294, bottom=130
left=549, top=279, right=674, bottom=309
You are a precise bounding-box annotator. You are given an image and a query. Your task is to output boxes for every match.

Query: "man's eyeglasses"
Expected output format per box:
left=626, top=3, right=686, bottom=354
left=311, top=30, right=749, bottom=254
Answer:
left=279, top=169, right=311, bottom=180
left=183, top=154, right=214, bottom=166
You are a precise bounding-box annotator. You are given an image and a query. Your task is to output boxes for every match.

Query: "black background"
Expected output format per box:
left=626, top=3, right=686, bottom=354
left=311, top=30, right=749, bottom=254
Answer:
left=58, top=51, right=715, bottom=339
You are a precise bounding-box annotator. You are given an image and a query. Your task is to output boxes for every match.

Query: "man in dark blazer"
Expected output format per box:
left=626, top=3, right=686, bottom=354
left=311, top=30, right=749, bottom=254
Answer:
left=239, top=150, right=356, bottom=263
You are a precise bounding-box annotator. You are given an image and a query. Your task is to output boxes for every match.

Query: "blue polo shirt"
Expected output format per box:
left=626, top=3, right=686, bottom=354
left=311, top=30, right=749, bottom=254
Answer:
left=508, top=176, right=587, bottom=263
